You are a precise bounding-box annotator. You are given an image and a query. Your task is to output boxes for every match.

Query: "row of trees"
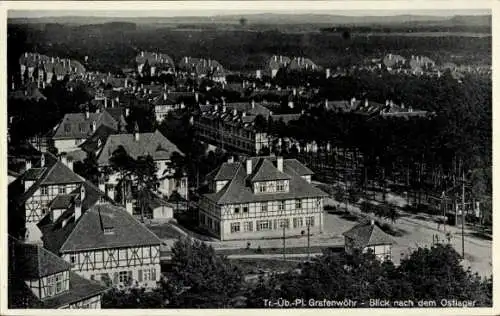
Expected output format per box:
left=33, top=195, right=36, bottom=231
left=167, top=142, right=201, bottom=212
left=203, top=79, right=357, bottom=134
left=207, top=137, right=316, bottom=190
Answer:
left=102, top=238, right=492, bottom=308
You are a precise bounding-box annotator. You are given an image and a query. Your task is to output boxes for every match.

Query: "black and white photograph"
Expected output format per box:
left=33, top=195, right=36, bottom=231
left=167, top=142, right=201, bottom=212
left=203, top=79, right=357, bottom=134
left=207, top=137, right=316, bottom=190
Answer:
left=2, top=0, right=496, bottom=313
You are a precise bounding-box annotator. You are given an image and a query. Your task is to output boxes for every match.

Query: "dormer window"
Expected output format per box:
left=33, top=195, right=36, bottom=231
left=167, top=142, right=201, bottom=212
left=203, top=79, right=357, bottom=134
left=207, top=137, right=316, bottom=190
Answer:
left=258, top=183, right=267, bottom=193
left=40, top=186, right=48, bottom=195
left=103, top=227, right=114, bottom=235
left=276, top=181, right=285, bottom=192
left=58, top=186, right=66, bottom=194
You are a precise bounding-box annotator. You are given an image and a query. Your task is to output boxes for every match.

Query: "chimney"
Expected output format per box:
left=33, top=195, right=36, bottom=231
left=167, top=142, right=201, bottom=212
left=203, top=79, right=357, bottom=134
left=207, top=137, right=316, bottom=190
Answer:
left=60, top=153, right=68, bottom=166
left=222, top=106, right=227, bottom=113
left=180, top=102, right=185, bottom=109
left=134, top=122, right=140, bottom=141
left=74, top=196, right=82, bottom=222
left=280, top=56, right=283, bottom=63
left=85, top=108, right=90, bottom=119
left=326, top=68, right=331, bottom=79
left=91, top=120, right=97, bottom=132
left=251, top=99, right=255, bottom=109
left=370, top=219, right=375, bottom=226
left=206, top=100, right=210, bottom=106
left=277, top=156, right=283, bottom=172
left=325, top=99, right=329, bottom=109
left=350, top=97, right=356, bottom=108
left=40, top=154, right=45, bottom=167
left=293, top=88, right=297, bottom=96
left=25, top=160, right=32, bottom=171
left=228, top=156, right=234, bottom=163
left=67, top=156, right=74, bottom=171
left=141, top=51, right=144, bottom=57
left=246, top=159, right=252, bottom=175
left=98, top=176, right=106, bottom=193
left=195, top=92, right=199, bottom=103
left=214, top=104, right=219, bottom=112
left=233, top=109, right=238, bottom=116
left=124, top=78, right=128, bottom=88
left=364, top=99, right=369, bottom=107
left=111, top=98, right=115, bottom=108
left=288, top=101, right=294, bottom=109
left=104, top=97, right=108, bottom=108
left=125, top=108, right=130, bottom=117
left=184, top=56, right=188, bottom=63
left=163, top=92, right=167, bottom=101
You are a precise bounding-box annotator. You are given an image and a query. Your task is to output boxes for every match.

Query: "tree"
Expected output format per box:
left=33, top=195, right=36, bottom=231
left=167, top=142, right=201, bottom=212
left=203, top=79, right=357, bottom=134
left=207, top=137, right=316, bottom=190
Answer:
left=135, top=155, right=159, bottom=222
left=109, top=145, right=136, bottom=204
left=74, top=151, right=100, bottom=185
left=164, top=238, right=244, bottom=308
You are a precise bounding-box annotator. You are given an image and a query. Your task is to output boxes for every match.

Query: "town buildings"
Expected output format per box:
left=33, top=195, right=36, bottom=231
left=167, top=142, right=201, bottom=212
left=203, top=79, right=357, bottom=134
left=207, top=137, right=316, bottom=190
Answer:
left=135, top=51, right=175, bottom=76
left=8, top=236, right=108, bottom=309
left=199, top=156, right=328, bottom=240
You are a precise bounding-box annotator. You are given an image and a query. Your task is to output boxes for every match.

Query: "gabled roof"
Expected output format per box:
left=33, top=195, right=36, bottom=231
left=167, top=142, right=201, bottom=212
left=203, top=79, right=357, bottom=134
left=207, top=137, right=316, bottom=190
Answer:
left=49, top=194, right=75, bottom=210
left=204, top=157, right=328, bottom=205
left=343, top=221, right=395, bottom=248
left=136, top=51, right=175, bottom=67
left=96, top=130, right=183, bottom=166
left=50, top=204, right=162, bottom=253
left=15, top=154, right=84, bottom=206
left=79, top=124, right=117, bottom=154
left=11, top=239, right=71, bottom=278
left=206, top=162, right=240, bottom=181
left=251, top=159, right=291, bottom=182
left=52, top=111, right=119, bottom=140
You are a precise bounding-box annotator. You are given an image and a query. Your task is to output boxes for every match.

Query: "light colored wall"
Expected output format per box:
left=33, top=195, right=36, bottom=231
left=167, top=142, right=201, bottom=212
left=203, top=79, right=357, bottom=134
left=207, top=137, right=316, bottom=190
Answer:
left=54, top=138, right=83, bottom=153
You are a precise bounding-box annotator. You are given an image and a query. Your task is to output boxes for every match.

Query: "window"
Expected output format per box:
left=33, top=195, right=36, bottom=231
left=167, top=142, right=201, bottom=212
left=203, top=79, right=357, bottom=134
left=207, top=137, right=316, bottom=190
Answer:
left=243, top=206, right=248, bottom=213
left=293, top=217, right=303, bottom=228
left=58, top=186, right=66, bottom=194
left=306, top=216, right=315, bottom=227
left=40, top=186, right=48, bottom=195
left=243, top=221, right=253, bottom=232
left=70, top=255, right=76, bottom=264
left=90, top=274, right=95, bottom=281
left=276, top=181, right=285, bottom=192
left=295, top=199, right=302, bottom=210
left=64, top=124, right=71, bottom=133
left=230, top=222, right=241, bottom=233
left=278, top=201, right=286, bottom=212
left=234, top=207, right=240, bottom=214
left=257, top=220, right=271, bottom=231
left=259, top=182, right=267, bottom=193
left=55, top=274, right=63, bottom=293
left=119, top=271, right=130, bottom=283
left=279, top=219, right=290, bottom=229
left=261, top=202, right=268, bottom=213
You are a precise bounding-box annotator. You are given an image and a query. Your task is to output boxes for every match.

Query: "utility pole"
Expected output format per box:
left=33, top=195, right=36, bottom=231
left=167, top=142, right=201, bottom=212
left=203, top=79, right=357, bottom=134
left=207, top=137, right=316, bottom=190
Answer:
left=307, top=223, right=310, bottom=261
left=282, top=223, right=286, bottom=260
left=462, top=171, right=465, bottom=259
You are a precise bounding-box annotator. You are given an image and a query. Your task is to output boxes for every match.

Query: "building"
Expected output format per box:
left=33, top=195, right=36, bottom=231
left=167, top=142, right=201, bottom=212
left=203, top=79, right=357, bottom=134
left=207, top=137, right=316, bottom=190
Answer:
left=267, top=55, right=291, bottom=78
left=342, top=220, right=394, bottom=261
left=8, top=236, right=108, bottom=309
left=9, top=153, right=85, bottom=244
left=19, top=52, right=86, bottom=86
left=287, top=57, right=320, bottom=72
left=38, top=202, right=163, bottom=290
left=195, top=102, right=271, bottom=155
left=178, top=56, right=226, bottom=82
left=199, top=156, right=328, bottom=240
left=51, top=108, right=126, bottom=153
left=95, top=128, right=188, bottom=201
left=135, top=51, right=175, bottom=76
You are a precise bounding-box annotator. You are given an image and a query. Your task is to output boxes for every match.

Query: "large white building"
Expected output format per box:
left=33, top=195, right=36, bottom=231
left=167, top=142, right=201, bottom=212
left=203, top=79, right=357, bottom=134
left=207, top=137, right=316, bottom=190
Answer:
left=199, top=156, right=328, bottom=240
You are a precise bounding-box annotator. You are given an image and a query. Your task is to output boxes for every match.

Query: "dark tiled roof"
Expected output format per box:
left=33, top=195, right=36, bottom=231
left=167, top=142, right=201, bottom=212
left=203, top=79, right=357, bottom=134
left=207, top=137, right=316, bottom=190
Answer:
left=16, top=154, right=84, bottom=206
left=225, top=102, right=272, bottom=116
left=44, top=204, right=162, bottom=253
left=41, top=272, right=108, bottom=308
left=96, top=130, right=183, bottom=166
left=282, top=159, right=314, bottom=175
left=104, top=108, right=126, bottom=123
left=79, top=124, right=117, bottom=154
left=136, top=52, right=175, bottom=67
left=343, top=222, right=395, bottom=248
left=23, top=168, right=45, bottom=181
left=52, top=111, right=119, bottom=140
left=13, top=242, right=71, bottom=278
left=205, top=157, right=328, bottom=204
left=271, top=113, right=301, bottom=124
left=251, top=159, right=291, bottom=182
left=49, top=194, right=75, bottom=210
left=206, top=162, right=240, bottom=181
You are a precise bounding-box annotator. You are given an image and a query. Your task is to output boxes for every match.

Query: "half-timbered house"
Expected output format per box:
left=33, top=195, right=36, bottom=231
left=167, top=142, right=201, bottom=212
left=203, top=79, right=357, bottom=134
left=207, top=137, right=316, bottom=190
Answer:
left=200, top=156, right=328, bottom=240
left=9, top=153, right=86, bottom=244
left=39, top=203, right=162, bottom=289
left=8, top=236, right=108, bottom=309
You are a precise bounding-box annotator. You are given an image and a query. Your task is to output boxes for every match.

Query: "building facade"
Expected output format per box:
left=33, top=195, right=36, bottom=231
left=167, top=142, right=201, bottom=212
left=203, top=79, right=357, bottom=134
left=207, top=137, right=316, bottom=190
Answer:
left=199, top=156, right=328, bottom=240
left=343, top=220, right=394, bottom=262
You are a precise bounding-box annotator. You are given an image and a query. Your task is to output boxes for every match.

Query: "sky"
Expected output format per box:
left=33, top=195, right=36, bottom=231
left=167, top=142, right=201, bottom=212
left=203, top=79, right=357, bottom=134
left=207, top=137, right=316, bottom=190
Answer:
left=6, top=1, right=492, bottom=18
